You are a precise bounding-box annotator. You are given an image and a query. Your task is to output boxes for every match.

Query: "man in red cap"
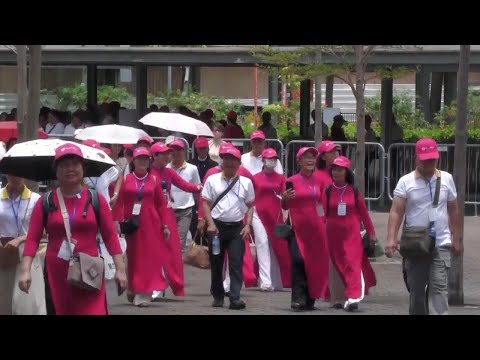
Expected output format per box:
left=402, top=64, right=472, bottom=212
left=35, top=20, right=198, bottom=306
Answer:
left=167, top=139, right=202, bottom=251
left=386, top=138, right=462, bottom=315
left=223, top=111, right=245, bottom=140
left=202, top=144, right=255, bottom=310
left=241, top=130, right=283, bottom=176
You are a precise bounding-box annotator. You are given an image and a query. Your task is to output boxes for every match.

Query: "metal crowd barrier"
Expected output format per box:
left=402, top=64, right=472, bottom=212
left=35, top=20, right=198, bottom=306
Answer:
left=285, top=140, right=386, bottom=202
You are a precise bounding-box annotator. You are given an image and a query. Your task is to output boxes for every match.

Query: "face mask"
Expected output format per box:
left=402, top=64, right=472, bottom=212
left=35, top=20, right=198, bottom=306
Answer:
left=264, top=159, right=277, bottom=168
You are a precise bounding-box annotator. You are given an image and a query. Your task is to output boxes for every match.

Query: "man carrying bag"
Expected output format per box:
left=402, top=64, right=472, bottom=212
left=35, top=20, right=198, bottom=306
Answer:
left=385, top=138, right=462, bottom=315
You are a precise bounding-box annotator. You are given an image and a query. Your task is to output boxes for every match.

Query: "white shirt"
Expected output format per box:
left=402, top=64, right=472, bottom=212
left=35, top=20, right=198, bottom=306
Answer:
left=202, top=173, right=255, bottom=222
left=63, top=124, right=85, bottom=136
left=0, top=187, right=41, bottom=237
left=45, top=122, right=65, bottom=136
left=241, top=152, right=283, bottom=175
left=166, top=162, right=201, bottom=210
left=394, top=170, right=457, bottom=248
left=84, top=166, right=119, bottom=205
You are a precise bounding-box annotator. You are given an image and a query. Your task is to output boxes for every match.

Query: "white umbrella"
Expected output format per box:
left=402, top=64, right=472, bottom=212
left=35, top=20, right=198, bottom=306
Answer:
left=0, top=139, right=116, bottom=181
left=74, top=124, right=150, bottom=144
left=139, top=112, right=214, bottom=137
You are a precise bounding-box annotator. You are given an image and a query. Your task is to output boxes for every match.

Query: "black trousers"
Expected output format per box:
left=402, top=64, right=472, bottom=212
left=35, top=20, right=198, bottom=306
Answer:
left=288, top=234, right=314, bottom=307
left=209, top=220, right=245, bottom=301
left=43, top=261, right=56, bottom=315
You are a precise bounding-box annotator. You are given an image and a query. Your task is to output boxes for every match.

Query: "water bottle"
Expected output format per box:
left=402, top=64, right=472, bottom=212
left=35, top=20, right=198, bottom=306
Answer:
left=212, top=235, right=220, bottom=255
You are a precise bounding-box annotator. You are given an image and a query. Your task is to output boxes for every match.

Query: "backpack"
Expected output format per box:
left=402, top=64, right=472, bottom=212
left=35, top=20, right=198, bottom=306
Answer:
left=42, top=188, right=100, bottom=232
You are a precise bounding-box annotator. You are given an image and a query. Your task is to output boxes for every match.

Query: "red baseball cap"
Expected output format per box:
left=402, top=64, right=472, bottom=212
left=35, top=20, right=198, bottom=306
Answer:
left=219, top=142, right=234, bottom=153
left=82, top=139, right=101, bottom=149
left=416, top=138, right=439, bottom=161
left=168, top=139, right=185, bottom=150
left=261, top=148, right=279, bottom=159
left=54, top=143, right=84, bottom=161
left=318, top=140, right=338, bottom=155
left=332, top=156, right=351, bottom=169
left=137, top=136, right=153, bottom=145
left=220, top=146, right=241, bottom=160
left=150, top=142, right=171, bottom=154
left=250, top=130, right=266, bottom=141
left=194, top=137, right=209, bottom=149
left=296, top=147, right=318, bottom=160
left=133, top=147, right=151, bottom=159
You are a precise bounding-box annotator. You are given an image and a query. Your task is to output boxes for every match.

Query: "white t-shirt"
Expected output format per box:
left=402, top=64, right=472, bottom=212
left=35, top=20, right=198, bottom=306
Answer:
left=202, top=173, right=255, bottom=222
left=84, top=166, right=119, bottom=205
left=166, top=162, right=201, bottom=210
left=0, top=187, right=41, bottom=237
left=241, top=152, right=283, bottom=175
left=209, top=140, right=224, bottom=164
left=394, top=170, right=457, bottom=248
left=45, top=122, right=65, bottom=136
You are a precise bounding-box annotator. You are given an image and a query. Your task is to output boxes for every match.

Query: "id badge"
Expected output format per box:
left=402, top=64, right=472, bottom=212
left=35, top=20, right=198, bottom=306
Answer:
left=428, top=207, right=438, bottom=222
left=132, top=202, right=142, bottom=216
left=57, top=239, right=75, bottom=261
left=337, top=202, right=347, bottom=217
left=316, top=202, right=325, bottom=217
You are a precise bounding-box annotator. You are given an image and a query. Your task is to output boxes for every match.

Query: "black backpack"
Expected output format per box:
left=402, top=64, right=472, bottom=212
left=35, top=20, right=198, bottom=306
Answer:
left=42, top=189, right=100, bottom=232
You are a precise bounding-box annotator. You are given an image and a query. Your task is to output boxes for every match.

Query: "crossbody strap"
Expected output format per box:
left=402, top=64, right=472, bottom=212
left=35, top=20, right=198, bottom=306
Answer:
left=211, top=176, right=239, bottom=210
left=56, top=188, right=72, bottom=242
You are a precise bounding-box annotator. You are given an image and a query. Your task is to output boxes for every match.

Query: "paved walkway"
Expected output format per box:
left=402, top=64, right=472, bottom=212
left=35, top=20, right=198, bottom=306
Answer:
left=106, top=213, right=480, bottom=315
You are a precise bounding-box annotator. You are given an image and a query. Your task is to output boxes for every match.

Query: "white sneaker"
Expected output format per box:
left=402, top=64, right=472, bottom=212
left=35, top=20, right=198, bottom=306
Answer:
left=134, top=293, right=151, bottom=307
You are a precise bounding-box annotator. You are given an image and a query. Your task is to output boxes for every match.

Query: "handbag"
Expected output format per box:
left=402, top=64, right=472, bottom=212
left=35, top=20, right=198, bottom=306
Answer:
left=183, top=231, right=210, bottom=269
left=120, top=217, right=139, bottom=235
left=0, top=237, right=19, bottom=268
left=57, top=188, right=104, bottom=291
left=274, top=209, right=293, bottom=240
left=399, top=177, right=441, bottom=258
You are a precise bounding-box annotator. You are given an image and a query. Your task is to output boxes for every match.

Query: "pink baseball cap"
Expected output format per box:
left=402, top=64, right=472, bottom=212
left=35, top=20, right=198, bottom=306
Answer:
left=137, top=136, right=153, bottom=145
left=219, top=142, right=234, bottom=153
left=318, top=140, right=338, bottom=155
left=250, top=130, right=266, bottom=141
left=416, top=138, right=439, bottom=161
left=220, top=146, right=241, bottom=160
left=194, top=137, right=209, bottom=149
left=82, top=139, right=101, bottom=149
left=296, top=147, right=318, bottom=160
left=332, top=156, right=351, bottom=169
left=261, top=148, right=279, bottom=159
left=150, top=142, right=171, bottom=154
left=168, top=139, right=185, bottom=150
left=133, top=147, right=151, bottom=159
left=54, top=143, right=84, bottom=161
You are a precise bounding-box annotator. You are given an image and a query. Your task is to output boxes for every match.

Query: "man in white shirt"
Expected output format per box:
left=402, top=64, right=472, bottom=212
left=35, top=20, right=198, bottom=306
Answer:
left=202, top=146, right=255, bottom=310
left=45, top=110, right=65, bottom=136
left=241, top=130, right=282, bottom=291
left=167, top=139, right=201, bottom=251
left=386, top=138, right=462, bottom=315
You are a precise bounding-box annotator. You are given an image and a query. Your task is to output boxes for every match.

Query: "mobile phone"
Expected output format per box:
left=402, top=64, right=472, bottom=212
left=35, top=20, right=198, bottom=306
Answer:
left=117, top=281, right=126, bottom=297
left=286, top=181, right=294, bottom=191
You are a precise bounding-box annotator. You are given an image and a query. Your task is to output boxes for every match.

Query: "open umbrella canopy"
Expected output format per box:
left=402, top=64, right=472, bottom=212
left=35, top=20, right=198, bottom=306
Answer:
left=74, top=124, right=151, bottom=144
left=139, top=112, right=213, bottom=137
left=0, top=139, right=116, bottom=181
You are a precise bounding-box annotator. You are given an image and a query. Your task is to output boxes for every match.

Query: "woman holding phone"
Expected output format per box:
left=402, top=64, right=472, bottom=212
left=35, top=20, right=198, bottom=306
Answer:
left=282, top=147, right=329, bottom=311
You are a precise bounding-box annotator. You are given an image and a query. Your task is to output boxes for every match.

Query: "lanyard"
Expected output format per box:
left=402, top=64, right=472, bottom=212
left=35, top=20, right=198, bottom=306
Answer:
left=134, top=176, right=147, bottom=201
left=9, top=196, right=22, bottom=236
left=263, top=172, right=280, bottom=197
left=333, top=184, right=348, bottom=202
left=300, top=174, right=318, bottom=202
left=88, top=177, right=98, bottom=189
left=68, top=197, right=79, bottom=232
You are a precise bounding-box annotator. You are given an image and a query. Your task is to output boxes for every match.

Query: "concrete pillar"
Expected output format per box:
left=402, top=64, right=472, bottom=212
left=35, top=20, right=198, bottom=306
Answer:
left=429, top=72, right=443, bottom=120
left=443, top=72, right=458, bottom=106
left=415, top=68, right=431, bottom=122
left=326, top=75, right=334, bottom=107
left=300, top=79, right=311, bottom=138
left=135, top=64, right=148, bottom=119
left=87, top=64, right=97, bottom=108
